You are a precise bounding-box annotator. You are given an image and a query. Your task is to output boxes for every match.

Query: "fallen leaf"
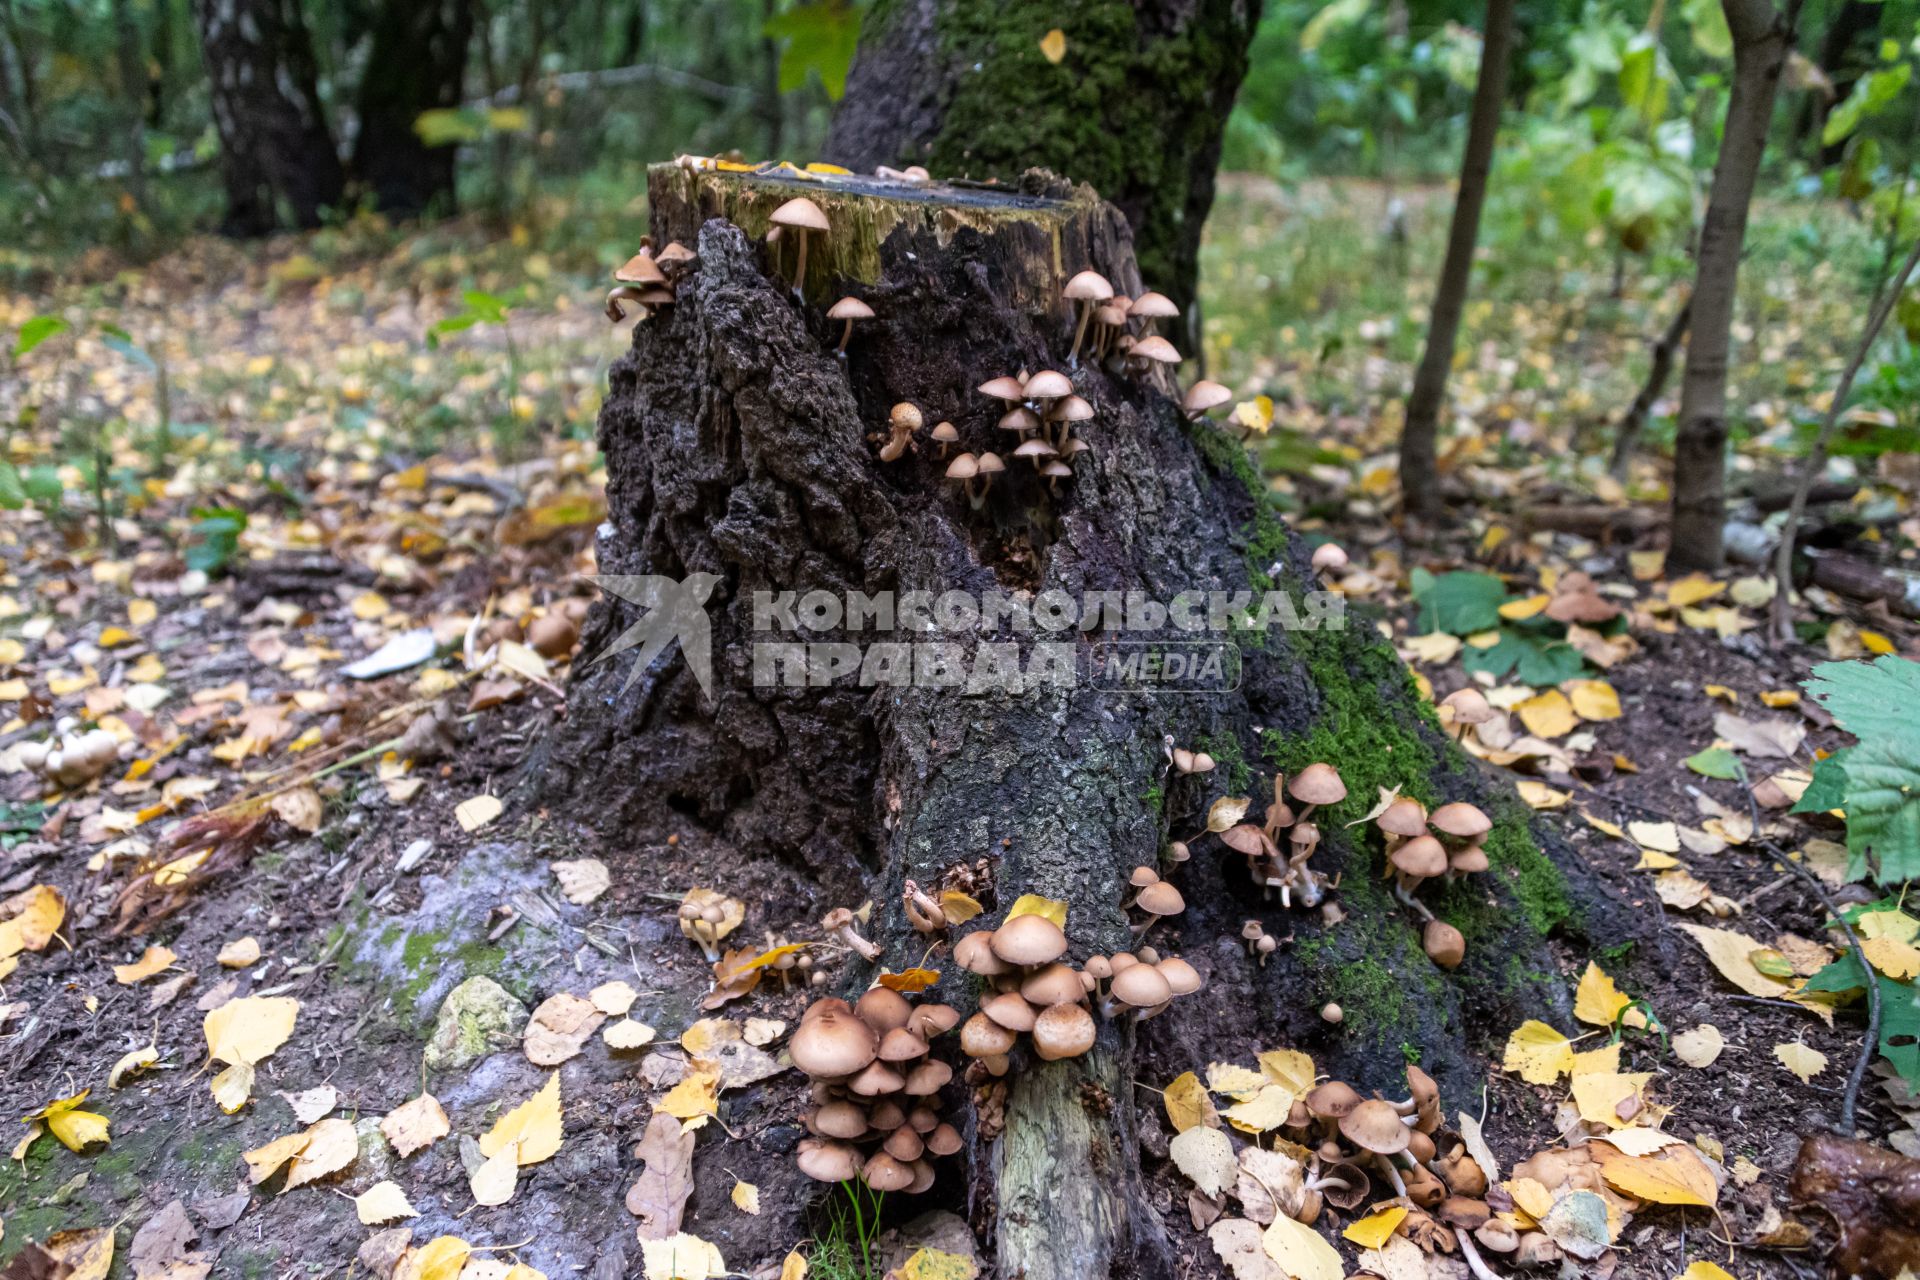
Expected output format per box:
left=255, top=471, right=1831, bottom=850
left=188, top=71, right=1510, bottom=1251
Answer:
left=455, top=794, right=503, bottom=832
left=731, top=1180, right=760, bottom=1215
left=278, top=1085, right=337, bottom=1124
left=639, top=1233, right=727, bottom=1280
left=283, top=1116, right=357, bottom=1189
left=1675, top=923, right=1795, bottom=998
left=605, top=1019, right=658, bottom=1050
left=550, top=858, right=610, bottom=905
left=1517, top=689, right=1577, bottom=738
left=1004, top=893, right=1069, bottom=928
left=217, top=937, right=261, bottom=968
left=243, top=1130, right=311, bottom=1184
left=1570, top=1071, right=1652, bottom=1128
left=1164, top=1071, right=1217, bottom=1133
left=1170, top=1125, right=1237, bottom=1198
left=1503, top=1020, right=1575, bottom=1083
left=113, top=945, right=176, bottom=984
left=24, top=1090, right=110, bottom=1152
left=42, top=1227, right=115, bottom=1280
left=382, top=1093, right=451, bottom=1158
left=1574, top=962, right=1632, bottom=1026
left=1569, top=680, right=1622, bottom=721
left=270, top=788, right=324, bottom=833
left=628, top=1112, right=698, bottom=1241
left=1038, top=27, right=1067, bottom=63
left=1260, top=1213, right=1344, bottom=1280
left=1628, top=821, right=1681, bottom=853
left=470, top=1139, right=520, bottom=1206
left=1672, top=1025, right=1725, bottom=1068
left=1593, top=1141, right=1719, bottom=1207
left=590, top=980, right=638, bottom=1016
left=481, top=1072, right=563, bottom=1165
left=1775, top=1042, right=1828, bottom=1082
left=524, top=991, right=607, bottom=1066
left=1343, top=1206, right=1407, bottom=1249
left=109, top=1044, right=160, bottom=1087
left=356, top=1181, right=419, bottom=1225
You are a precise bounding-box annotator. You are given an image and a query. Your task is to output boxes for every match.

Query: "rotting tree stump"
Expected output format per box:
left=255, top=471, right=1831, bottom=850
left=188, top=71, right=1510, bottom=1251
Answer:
left=536, top=164, right=1648, bottom=1279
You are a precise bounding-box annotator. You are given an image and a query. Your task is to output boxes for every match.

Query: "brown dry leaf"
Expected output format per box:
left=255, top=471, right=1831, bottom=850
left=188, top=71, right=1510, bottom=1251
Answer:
left=270, top=788, right=324, bottom=833
left=114, top=945, right=177, bottom=984
left=1656, top=867, right=1713, bottom=911
left=382, top=1093, right=451, bottom=1157
left=524, top=992, right=607, bottom=1066
left=627, top=1112, right=698, bottom=1241
left=550, top=858, right=610, bottom=905
left=130, top=1198, right=209, bottom=1280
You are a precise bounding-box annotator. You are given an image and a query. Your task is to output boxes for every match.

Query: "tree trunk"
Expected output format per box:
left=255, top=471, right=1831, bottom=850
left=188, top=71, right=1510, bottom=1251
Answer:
left=818, top=0, right=1262, bottom=323
left=1397, top=0, right=1516, bottom=523
left=1669, top=0, right=1797, bottom=571
left=110, top=0, right=146, bottom=215
left=351, top=0, right=474, bottom=218
left=191, top=0, right=344, bottom=235
left=533, top=166, right=1640, bottom=1278
left=1609, top=296, right=1691, bottom=481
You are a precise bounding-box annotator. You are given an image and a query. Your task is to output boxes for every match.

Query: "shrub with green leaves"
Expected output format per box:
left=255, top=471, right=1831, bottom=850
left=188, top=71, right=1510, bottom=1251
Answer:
left=1408, top=568, right=1596, bottom=685
left=1794, top=655, right=1920, bottom=885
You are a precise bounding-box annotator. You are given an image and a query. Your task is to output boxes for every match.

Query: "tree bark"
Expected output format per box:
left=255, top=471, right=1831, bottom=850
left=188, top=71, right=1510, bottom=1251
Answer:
left=1669, top=0, right=1797, bottom=571
left=191, top=0, right=345, bottom=235
left=818, top=0, right=1262, bottom=322
left=535, top=166, right=1641, bottom=1277
left=1397, top=0, right=1516, bottom=523
left=351, top=0, right=474, bottom=218
left=1609, top=296, right=1691, bottom=481
left=110, top=0, right=146, bottom=214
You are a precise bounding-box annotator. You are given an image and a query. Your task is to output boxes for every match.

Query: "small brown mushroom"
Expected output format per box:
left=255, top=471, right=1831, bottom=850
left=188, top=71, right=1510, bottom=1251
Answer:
left=1063, top=270, right=1115, bottom=366
left=828, top=296, right=874, bottom=356
left=991, top=914, right=1068, bottom=967
left=930, top=421, right=959, bottom=458
left=797, top=1138, right=862, bottom=1182
left=880, top=402, right=923, bottom=463
left=1181, top=380, right=1232, bottom=420
left=1288, top=763, right=1347, bottom=823
left=770, top=196, right=829, bottom=293
left=1033, top=1002, right=1098, bottom=1060
left=1423, top=919, right=1466, bottom=970
left=822, top=907, right=881, bottom=962
left=1128, top=291, right=1178, bottom=337
left=1438, top=687, right=1495, bottom=740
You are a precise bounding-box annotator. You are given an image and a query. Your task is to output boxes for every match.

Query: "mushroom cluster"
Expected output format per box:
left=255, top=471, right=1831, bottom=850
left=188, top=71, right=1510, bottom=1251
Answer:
left=952, top=913, right=1205, bottom=1080
left=1057, top=269, right=1185, bottom=372
left=1220, top=763, right=1347, bottom=910
left=1125, top=866, right=1184, bottom=939
left=606, top=241, right=691, bottom=322
left=1376, top=797, right=1490, bottom=969
left=792, top=989, right=963, bottom=1193
left=950, top=369, right=1093, bottom=499
left=17, top=722, right=120, bottom=790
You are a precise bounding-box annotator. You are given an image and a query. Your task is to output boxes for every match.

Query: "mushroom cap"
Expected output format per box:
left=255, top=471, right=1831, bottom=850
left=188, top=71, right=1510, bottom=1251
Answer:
left=1450, top=845, right=1489, bottom=874
left=1221, top=824, right=1277, bottom=858
left=926, top=1123, right=963, bottom=1156
left=1430, top=802, right=1492, bottom=840
left=1032, top=1002, right=1098, bottom=1061
left=615, top=252, right=666, bottom=285
left=883, top=1126, right=925, bottom=1162
left=829, top=296, right=875, bottom=320
left=848, top=1060, right=907, bottom=1096
left=1020, top=962, right=1086, bottom=1007
left=803, top=997, right=854, bottom=1022
left=1129, top=865, right=1161, bottom=888
left=930, top=422, right=959, bottom=443
left=878, top=1026, right=930, bottom=1062
left=959, top=1011, right=1018, bottom=1058
left=813, top=1101, right=868, bottom=1140
left=998, top=406, right=1042, bottom=433
left=889, top=403, right=924, bottom=432
left=869, top=1100, right=907, bottom=1130
left=909, top=1003, right=961, bottom=1036
left=1156, top=957, right=1204, bottom=995
left=1041, top=460, right=1073, bottom=479
left=1135, top=881, right=1185, bottom=917
left=982, top=991, right=1038, bottom=1032
left=1378, top=798, right=1430, bottom=838
left=1108, top=952, right=1138, bottom=972
left=1339, top=1099, right=1412, bottom=1154
left=1304, top=1080, right=1362, bottom=1119
left=1024, top=370, right=1073, bottom=400
left=904, top=1060, right=953, bottom=1095
left=1475, top=1220, right=1521, bottom=1253
left=1310, top=543, right=1349, bottom=573
left=770, top=196, right=830, bottom=231
left=656, top=241, right=695, bottom=264
left=1181, top=380, right=1232, bottom=415
left=1048, top=394, right=1094, bottom=423
left=1391, top=834, right=1448, bottom=880
left=953, top=931, right=1008, bottom=975
left=975, top=451, right=1005, bottom=474
left=1129, top=291, right=1179, bottom=319
left=945, top=453, right=980, bottom=480
left=1013, top=438, right=1057, bottom=460
left=861, top=1152, right=915, bottom=1192
left=978, top=376, right=1026, bottom=401
left=1423, top=920, right=1466, bottom=969
left=1240, top=920, right=1266, bottom=940
left=1109, top=962, right=1171, bottom=1009
left=1130, top=335, right=1182, bottom=364
left=907, top=1160, right=936, bottom=1194
left=788, top=1007, right=878, bottom=1077
left=1083, top=954, right=1113, bottom=979
left=797, top=1138, right=862, bottom=1182
left=856, top=987, right=914, bottom=1031
left=1093, top=303, right=1129, bottom=326
left=1289, top=763, right=1347, bottom=807
left=1439, top=687, right=1494, bottom=724
left=991, top=914, right=1068, bottom=966
left=1063, top=270, right=1115, bottom=301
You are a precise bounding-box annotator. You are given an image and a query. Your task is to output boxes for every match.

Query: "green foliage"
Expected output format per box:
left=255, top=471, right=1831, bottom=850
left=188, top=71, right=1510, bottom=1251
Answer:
left=807, top=1180, right=888, bottom=1280
left=1410, top=569, right=1505, bottom=634
left=185, top=508, right=247, bottom=576
left=1408, top=569, right=1587, bottom=682
left=1824, top=63, right=1914, bottom=149
left=413, top=108, right=532, bottom=148
left=1805, top=915, right=1920, bottom=1088
left=765, top=1, right=863, bottom=99
left=1793, top=656, right=1920, bottom=883
left=14, top=316, right=70, bottom=358
left=1684, top=746, right=1741, bottom=779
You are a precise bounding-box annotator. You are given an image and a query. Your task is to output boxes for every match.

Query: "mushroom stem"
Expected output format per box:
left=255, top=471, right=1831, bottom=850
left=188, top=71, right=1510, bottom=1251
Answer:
left=1457, top=1230, right=1507, bottom=1280
left=1068, top=303, right=1093, bottom=368
left=1393, top=881, right=1436, bottom=923
left=972, top=475, right=993, bottom=511
left=836, top=317, right=855, bottom=356
left=1374, top=1153, right=1408, bottom=1199
left=793, top=233, right=810, bottom=298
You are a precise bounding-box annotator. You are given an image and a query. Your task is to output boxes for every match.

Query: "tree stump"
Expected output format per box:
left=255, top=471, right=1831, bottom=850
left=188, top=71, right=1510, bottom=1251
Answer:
left=539, top=164, right=1643, bottom=1278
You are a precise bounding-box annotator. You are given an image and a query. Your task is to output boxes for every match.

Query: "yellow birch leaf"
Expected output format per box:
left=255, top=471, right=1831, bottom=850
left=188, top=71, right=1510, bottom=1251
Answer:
left=731, top=1180, right=761, bottom=1214
left=1774, top=1042, right=1827, bottom=1082
left=42, top=1228, right=114, bottom=1280
left=1163, top=1071, right=1216, bottom=1133
left=937, top=891, right=983, bottom=924
left=1863, top=935, right=1920, bottom=980
left=1679, top=1263, right=1737, bottom=1280
left=204, top=995, right=300, bottom=1066
left=1206, top=1063, right=1268, bottom=1098
left=1592, top=1143, right=1718, bottom=1207
left=657, top=1066, right=721, bottom=1130
left=1674, top=924, right=1795, bottom=998
left=1667, top=575, right=1726, bottom=606
left=211, top=1061, right=256, bottom=1113
left=1038, top=28, right=1067, bottom=62
left=470, top=1139, right=520, bottom=1206
left=1222, top=1086, right=1296, bottom=1134
left=1499, top=595, right=1550, bottom=621
left=283, top=1116, right=358, bottom=1189
left=355, top=1180, right=419, bottom=1225
left=1502, top=1020, right=1575, bottom=1084
left=455, top=794, right=503, bottom=832
left=1574, top=962, right=1632, bottom=1026
left=1343, top=1206, right=1408, bottom=1250
left=243, top=1130, right=312, bottom=1184
left=1569, top=680, right=1622, bottom=721
left=1571, top=1072, right=1652, bottom=1128
left=1261, top=1213, right=1344, bottom=1280
left=1004, top=894, right=1067, bottom=929
left=1572, top=1042, right=1622, bottom=1077
left=112, top=945, right=175, bottom=984
left=1517, top=690, right=1577, bottom=738
left=1257, top=1049, right=1316, bottom=1096
left=397, top=1236, right=473, bottom=1280
left=481, top=1071, right=563, bottom=1165
left=24, top=1091, right=109, bottom=1152
left=640, top=1233, right=727, bottom=1280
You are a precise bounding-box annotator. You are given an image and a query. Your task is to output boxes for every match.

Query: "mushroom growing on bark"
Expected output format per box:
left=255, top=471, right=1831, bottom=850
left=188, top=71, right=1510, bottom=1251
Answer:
left=1181, top=380, right=1232, bottom=421
left=1438, top=687, right=1494, bottom=740
left=828, top=296, right=874, bottom=356
left=793, top=991, right=959, bottom=1193
left=880, top=403, right=923, bottom=462
left=1063, top=270, right=1114, bottom=366
left=1128, top=291, right=1178, bottom=337
left=822, top=907, right=881, bottom=961
left=770, top=196, right=829, bottom=293
left=1288, top=763, right=1347, bottom=824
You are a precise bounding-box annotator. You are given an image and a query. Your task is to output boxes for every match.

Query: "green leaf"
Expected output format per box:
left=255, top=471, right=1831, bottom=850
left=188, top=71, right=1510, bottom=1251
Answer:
left=1462, top=628, right=1587, bottom=685
left=0, top=460, right=25, bottom=511
left=185, top=507, right=247, bottom=575
left=1834, top=733, right=1920, bottom=883
left=1412, top=570, right=1507, bottom=635
left=1685, top=747, right=1741, bottom=779
left=1805, top=952, right=1920, bottom=1088
left=764, top=1, right=862, bottom=99
left=1299, top=0, right=1373, bottom=51
left=1681, top=0, right=1733, bottom=59
left=14, top=315, right=69, bottom=358
left=1794, top=749, right=1852, bottom=814
left=1806, top=656, right=1920, bottom=743
left=1823, top=63, right=1912, bottom=147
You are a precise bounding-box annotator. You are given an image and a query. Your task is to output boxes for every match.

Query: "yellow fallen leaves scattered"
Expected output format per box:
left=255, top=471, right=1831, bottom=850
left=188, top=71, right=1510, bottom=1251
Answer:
left=203, top=995, right=300, bottom=1112
left=1775, top=1042, right=1828, bottom=1082
left=481, top=1072, right=563, bottom=1165
left=1503, top=1020, right=1576, bottom=1084
left=1574, top=962, right=1632, bottom=1027
left=1592, top=1140, right=1719, bottom=1208
left=22, top=1090, right=110, bottom=1152
left=1261, top=1212, right=1344, bottom=1280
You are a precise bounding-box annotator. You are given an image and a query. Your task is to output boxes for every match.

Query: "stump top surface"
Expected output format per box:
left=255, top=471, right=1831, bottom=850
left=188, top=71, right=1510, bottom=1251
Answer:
left=650, top=161, right=1075, bottom=215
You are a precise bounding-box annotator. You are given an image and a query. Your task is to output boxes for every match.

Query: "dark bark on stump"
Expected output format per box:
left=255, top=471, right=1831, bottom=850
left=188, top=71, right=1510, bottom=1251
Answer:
left=536, top=166, right=1645, bottom=1277
left=192, top=0, right=344, bottom=236
left=820, top=0, right=1262, bottom=321
left=351, top=0, right=474, bottom=218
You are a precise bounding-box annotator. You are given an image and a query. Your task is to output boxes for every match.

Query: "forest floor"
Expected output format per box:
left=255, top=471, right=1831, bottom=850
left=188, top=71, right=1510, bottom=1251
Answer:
left=0, top=176, right=1916, bottom=1280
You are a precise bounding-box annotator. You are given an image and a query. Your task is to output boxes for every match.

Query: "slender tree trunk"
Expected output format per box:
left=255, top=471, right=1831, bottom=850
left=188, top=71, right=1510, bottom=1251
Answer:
left=1609, top=296, right=1691, bottom=480
left=1669, top=0, right=1798, bottom=571
left=351, top=0, right=473, bottom=218
left=819, top=0, right=1263, bottom=320
left=191, top=0, right=345, bottom=235
left=1397, top=0, right=1517, bottom=522
left=531, top=166, right=1639, bottom=1279
left=110, top=0, right=146, bottom=214
left=0, top=0, right=41, bottom=160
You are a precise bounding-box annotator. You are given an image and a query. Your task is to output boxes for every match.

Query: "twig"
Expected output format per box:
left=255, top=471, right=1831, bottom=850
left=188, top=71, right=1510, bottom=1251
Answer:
left=1770, top=234, right=1920, bottom=645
